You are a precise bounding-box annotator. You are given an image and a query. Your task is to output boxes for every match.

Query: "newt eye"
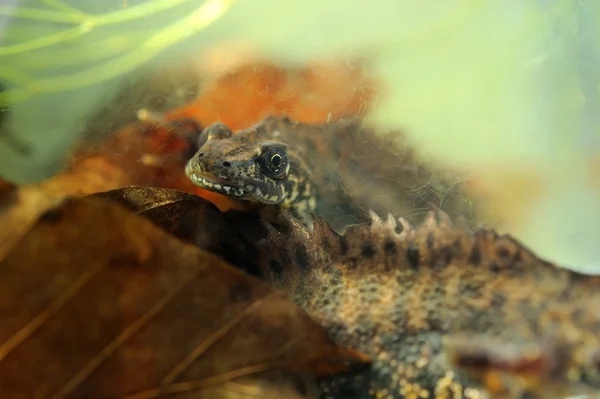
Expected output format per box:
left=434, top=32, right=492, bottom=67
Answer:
left=270, top=153, right=282, bottom=167
left=258, top=146, right=289, bottom=179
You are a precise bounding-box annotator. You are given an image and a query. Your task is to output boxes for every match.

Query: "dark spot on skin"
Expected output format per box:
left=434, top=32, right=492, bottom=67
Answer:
left=520, top=391, right=536, bottom=399
left=360, top=242, right=375, bottom=258
left=394, top=224, right=403, bottom=234
left=294, top=246, right=310, bottom=271
left=348, top=257, right=359, bottom=267
left=496, top=246, right=511, bottom=260
left=452, top=351, right=492, bottom=369
left=339, top=235, right=349, bottom=256
left=229, top=282, right=252, bottom=303
left=330, top=268, right=343, bottom=282
left=469, top=244, right=482, bottom=266
left=40, top=207, right=64, bottom=223
left=461, top=281, right=480, bottom=296
left=384, top=239, right=396, bottom=255
left=222, top=161, right=231, bottom=167
left=426, top=232, right=435, bottom=249
left=512, top=249, right=523, bottom=263
left=451, top=238, right=462, bottom=253
left=439, top=243, right=458, bottom=266
left=295, top=182, right=306, bottom=199
left=490, top=263, right=501, bottom=273
left=406, top=245, right=420, bottom=269
left=280, top=116, right=294, bottom=125
left=438, top=239, right=461, bottom=267
left=492, top=292, right=506, bottom=307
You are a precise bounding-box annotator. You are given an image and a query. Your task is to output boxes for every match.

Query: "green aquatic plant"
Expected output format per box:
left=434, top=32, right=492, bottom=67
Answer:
left=0, top=0, right=236, bottom=106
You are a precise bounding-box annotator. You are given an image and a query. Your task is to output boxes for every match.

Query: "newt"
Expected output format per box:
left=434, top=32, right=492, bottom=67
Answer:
left=184, top=116, right=477, bottom=233
left=234, top=209, right=600, bottom=399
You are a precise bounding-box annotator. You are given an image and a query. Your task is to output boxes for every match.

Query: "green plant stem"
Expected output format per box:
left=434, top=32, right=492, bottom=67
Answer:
left=0, top=6, right=85, bottom=23
left=0, top=0, right=237, bottom=106
left=40, top=0, right=87, bottom=16
left=6, top=30, right=156, bottom=70
left=91, top=0, right=193, bottom=26
left=0, top=0, right=195, bottom=56
left=0, top=67, right=33, bottom=85
left=0, top=24, right=92, bottom=56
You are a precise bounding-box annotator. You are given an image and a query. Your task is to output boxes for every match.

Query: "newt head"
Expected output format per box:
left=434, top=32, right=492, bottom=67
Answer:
left=185, top=116, right=316, bottom=218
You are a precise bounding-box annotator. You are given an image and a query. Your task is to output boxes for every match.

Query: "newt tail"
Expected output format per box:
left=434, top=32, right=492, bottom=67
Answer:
left=235, top=209, right=600, bottom=399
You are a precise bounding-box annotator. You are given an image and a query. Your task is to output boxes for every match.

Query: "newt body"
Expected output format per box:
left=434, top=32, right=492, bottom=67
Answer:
left=235, top=210, right=600, bottom=399
left=185, top=116, right=476, bottom=232
left=183, top=116, right=600, bottom=398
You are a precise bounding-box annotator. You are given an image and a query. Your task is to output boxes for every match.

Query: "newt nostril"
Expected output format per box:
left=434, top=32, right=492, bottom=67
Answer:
left=197, top=153, right=204, bottom=157
left=222, top=161, right=231, bottom=168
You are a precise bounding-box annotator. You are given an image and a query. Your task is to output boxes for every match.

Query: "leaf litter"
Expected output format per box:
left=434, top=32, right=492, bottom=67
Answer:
left=0, top=195, right=369, bottom=398
left=0, top=61, right=378, bottom=398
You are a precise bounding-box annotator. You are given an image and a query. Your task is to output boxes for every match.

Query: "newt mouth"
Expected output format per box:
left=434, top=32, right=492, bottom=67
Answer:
left=187, top=172, right=248, bottom=198
left=185, top=163, right=248, bottom=198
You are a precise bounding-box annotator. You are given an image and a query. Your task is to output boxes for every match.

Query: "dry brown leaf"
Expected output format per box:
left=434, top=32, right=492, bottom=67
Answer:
left=91, top=187, right=289, bottom=280
left=91, top=186, right=250, bottom=241
left=0, top=196, right=369, bottom=398
left=0, top=154, right=171, bottom=264
left=164, top=62, right=377, bottom=130
left=0, top=121, right=227, bottom=263
left=0, top=185, right=65, bottom=263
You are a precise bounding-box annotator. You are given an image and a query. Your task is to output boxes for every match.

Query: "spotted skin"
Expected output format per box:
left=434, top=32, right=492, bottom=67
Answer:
left=185, top=116, right=477, bottom=232
left=243, top=210, right=600, bottom=399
